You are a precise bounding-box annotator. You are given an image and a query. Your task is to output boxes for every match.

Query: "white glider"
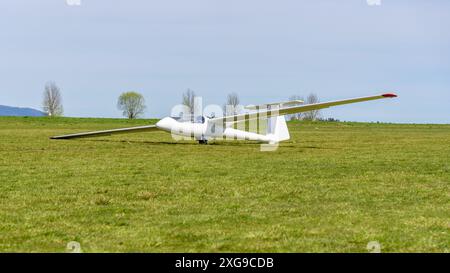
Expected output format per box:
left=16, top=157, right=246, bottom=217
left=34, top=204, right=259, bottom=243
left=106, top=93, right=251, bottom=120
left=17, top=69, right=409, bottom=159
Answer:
left=51, top=93, right=397, bottom=144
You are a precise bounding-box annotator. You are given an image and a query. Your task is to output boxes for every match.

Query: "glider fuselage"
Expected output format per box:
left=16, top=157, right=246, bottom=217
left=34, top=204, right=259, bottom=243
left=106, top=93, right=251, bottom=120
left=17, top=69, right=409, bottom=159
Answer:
left=155, top=117, right=276, bottom=143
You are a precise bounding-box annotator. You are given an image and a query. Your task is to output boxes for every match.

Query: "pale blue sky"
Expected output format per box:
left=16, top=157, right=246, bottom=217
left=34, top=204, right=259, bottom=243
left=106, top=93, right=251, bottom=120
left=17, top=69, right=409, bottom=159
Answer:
left=1, top=0, right=449, bottom=123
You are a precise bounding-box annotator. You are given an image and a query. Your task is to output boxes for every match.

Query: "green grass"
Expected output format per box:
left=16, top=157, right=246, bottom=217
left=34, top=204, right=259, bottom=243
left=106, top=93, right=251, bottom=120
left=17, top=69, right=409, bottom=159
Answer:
left=0, top=116, right=449, bottom=253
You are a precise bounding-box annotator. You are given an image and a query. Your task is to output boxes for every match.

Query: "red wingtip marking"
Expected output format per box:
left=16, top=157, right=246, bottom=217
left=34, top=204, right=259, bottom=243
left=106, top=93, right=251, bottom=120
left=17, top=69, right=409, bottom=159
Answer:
left=382, top=93, right=398, bottom=98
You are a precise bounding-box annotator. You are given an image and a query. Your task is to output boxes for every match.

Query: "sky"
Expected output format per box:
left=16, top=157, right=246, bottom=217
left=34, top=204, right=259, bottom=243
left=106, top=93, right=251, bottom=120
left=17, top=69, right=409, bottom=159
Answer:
left=0, top=0, right=449, bottom=123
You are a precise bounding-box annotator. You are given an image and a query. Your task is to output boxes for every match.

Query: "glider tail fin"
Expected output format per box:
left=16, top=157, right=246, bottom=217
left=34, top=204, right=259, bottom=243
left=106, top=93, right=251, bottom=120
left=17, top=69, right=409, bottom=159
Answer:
left=267, top=115, right=290, bottom=142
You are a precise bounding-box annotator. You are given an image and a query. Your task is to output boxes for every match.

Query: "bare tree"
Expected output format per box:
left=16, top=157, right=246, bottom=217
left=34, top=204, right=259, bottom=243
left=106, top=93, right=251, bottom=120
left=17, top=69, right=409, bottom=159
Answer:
left=117, top=91, right=146, bottom=119
left=182, top=89, right=196, bottom=119
left=224, top=92, right=241, bottom=115
left=303, top=93, right=321, bottom=121
left=42, top=81, right=64, bottom=117
left=287, top=95, right=304, bottom=121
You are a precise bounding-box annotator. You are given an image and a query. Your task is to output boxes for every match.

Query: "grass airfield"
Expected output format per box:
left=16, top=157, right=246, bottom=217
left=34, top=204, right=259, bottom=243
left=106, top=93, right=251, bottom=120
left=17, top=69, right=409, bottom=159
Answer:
left=0, top=116, right=448, bottom=252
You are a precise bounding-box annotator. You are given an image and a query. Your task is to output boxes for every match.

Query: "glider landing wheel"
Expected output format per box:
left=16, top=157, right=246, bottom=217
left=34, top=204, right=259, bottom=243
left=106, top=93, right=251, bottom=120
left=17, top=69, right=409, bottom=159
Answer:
left=198, top=140, right=208, bottom=145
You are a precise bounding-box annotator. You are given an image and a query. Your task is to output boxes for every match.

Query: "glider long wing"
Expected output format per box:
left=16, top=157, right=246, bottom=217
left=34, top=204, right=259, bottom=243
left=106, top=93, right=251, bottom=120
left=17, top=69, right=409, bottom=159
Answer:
left=209, top=93, right=397, bottom=125
left=51, top=124, right=159, bottom=139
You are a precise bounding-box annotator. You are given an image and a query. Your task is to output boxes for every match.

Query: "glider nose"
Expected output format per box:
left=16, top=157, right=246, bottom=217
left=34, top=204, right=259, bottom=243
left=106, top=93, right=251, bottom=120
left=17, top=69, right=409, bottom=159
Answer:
left=156, top=117, right=175, bottom=131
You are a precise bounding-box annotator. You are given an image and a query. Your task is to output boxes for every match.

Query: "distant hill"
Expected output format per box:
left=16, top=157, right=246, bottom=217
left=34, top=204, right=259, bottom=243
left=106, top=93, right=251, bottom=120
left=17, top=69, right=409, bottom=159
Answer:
left=0, top=105, right=46, bottom=117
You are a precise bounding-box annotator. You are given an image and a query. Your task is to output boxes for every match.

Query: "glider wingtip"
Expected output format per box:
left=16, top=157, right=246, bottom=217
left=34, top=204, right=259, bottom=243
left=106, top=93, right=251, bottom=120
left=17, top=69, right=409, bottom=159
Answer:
left=382, top=93, right=398, bottom=98
left=50, top=136, right=67, bottom=140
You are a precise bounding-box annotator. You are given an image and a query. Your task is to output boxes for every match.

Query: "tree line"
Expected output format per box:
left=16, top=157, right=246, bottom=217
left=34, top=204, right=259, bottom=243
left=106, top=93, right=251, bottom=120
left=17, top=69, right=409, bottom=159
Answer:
left=41, top=81, right=324, bottom=121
